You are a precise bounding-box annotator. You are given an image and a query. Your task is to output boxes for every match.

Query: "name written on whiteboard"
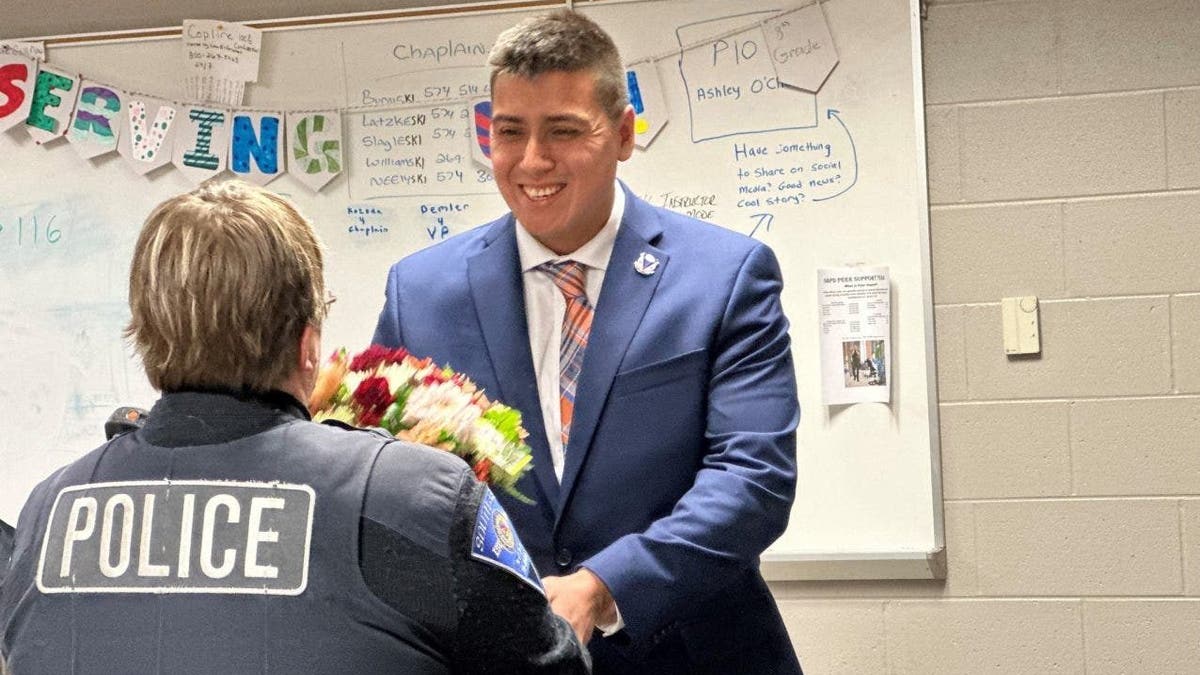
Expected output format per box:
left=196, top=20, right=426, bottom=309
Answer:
left=0, top=214, right=62, bottom=247
left=346, top=206, right=390, bottom=238
left=693, top=37, right=783, bottom=103
left=361, top=90, right=417, bottom=107
left=418, top=202, right=470, bottom=241
left=362, top=112, right=428, bottom=128
left=350, top=102, right=492, bottom=198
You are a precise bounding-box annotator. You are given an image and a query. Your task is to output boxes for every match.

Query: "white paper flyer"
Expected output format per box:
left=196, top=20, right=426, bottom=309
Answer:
left=819, top=266, right=891, bottom=405
left=182, top=20, right=263, bottom=106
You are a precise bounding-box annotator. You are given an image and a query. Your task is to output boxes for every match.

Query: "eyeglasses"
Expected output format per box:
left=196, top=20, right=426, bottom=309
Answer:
left=324, top=290, right=337, bottom=312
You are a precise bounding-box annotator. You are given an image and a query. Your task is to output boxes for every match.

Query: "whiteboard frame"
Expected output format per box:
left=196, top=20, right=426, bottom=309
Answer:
left=5, top=0, right=945, bottom=581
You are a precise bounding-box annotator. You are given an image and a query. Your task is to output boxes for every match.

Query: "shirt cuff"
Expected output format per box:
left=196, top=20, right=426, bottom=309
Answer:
left=596, top=602, right=625, bottom=636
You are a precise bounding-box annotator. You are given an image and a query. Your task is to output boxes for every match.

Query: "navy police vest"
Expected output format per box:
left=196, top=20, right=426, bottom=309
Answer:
left=1, top=417, right=455, bottom=674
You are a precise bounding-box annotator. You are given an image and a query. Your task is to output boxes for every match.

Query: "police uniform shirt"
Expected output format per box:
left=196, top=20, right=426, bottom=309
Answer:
left=0, top=390, right=588, bottom=674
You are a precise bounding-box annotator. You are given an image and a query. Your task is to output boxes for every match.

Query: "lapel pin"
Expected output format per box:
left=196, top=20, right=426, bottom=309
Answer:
left=633, top=252, right=659, bottom=276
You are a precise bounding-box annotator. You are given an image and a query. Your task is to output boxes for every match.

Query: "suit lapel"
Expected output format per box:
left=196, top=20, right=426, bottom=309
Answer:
left=557, top=189, right=667, bottom=520
left=467, top=218, right=560, bottom=507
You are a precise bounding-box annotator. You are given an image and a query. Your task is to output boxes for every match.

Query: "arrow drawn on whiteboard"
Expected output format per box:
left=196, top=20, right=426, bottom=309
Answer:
left=813, top=109, right=859, bottom=202
left=749, top=212, right=774, bottom=238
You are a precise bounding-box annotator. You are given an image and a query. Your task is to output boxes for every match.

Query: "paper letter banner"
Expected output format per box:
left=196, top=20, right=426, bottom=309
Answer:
left=470, top=98, right=492, bottom=171
left=625, top=63, right=668, bottom=149
left=763, top=3, right=840, bottom=93
left=67, top=81, right=124, bottom=159
left=0, top=56, right=35, bottom=132
left=0, top=41, right=45, bottom=62
left=173, top=106, right=230, bottom=184
left=119, top=97, right=179, bottom=175
left=287, top=111, right=342, bottom=191
left=25, top=65, right=79, bottom=144
left=229, top=111, right=284, bottom=185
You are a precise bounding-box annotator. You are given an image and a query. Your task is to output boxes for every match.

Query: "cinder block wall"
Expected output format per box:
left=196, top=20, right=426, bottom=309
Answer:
left=771, top=1, right=1200, bottom=672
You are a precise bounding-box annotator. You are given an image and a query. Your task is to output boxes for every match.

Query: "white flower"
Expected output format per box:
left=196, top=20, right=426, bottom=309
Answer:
left=402, top=380, right=481, bottom=439
left=377, top=360, right=419, bottom=387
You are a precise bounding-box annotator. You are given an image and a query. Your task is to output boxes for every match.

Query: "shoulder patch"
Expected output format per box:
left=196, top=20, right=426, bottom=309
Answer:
left=471, top=488, right=544, bottom=595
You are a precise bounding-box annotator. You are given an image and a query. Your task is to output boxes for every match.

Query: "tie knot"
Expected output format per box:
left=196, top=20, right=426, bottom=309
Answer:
left=538, top=260, right=588, bottom=301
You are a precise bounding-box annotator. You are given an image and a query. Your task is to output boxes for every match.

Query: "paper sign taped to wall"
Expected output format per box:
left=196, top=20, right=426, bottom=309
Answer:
left=626, top=61, right=669, bottom=149
left=183, top=20, right=263, bottom=106
left=763, top=3, right=839, bottom=93
left=819, top=266, right=891, bottom=405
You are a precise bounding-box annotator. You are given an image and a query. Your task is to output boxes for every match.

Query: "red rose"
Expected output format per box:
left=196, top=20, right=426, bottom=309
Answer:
left=350, top=344, right=394, bottom=372
left=352, top=375, right=394, bottom=424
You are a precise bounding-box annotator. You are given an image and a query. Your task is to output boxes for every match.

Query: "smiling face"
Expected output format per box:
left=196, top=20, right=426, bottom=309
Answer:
left=489, top=70, right=635, bottom=255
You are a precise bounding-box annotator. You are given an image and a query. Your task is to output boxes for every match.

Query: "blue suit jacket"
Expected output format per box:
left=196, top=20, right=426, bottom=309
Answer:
left=373, top=184, right=801, bottom=674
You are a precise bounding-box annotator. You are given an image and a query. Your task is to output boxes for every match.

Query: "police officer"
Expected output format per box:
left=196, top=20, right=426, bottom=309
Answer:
left=0, top=180, right=589, bottom=674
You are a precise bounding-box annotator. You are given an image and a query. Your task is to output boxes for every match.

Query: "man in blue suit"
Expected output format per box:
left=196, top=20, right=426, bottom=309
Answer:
left=374, top=10, right=802, bottom=674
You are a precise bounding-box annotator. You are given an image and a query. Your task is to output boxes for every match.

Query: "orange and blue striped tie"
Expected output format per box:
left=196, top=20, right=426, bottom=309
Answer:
left=539, top=261, right=593, bottom=450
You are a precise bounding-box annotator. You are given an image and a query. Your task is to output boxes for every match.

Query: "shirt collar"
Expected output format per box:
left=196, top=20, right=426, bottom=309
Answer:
left=139, top=388, right=310, bottom=447
left=516, top=180, right=625, bottom=272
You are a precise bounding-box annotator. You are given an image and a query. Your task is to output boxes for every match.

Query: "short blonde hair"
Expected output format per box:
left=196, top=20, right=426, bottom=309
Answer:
left=488, top=10, right=629, bottom=122
left=126, top=180, right=326, bottom=393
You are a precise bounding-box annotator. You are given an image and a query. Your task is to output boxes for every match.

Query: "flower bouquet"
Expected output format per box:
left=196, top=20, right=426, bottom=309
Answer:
left=308, top=345, right=534, bottom=503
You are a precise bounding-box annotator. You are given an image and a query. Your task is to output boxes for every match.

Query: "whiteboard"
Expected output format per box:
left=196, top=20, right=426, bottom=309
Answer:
left=0, top=0, right=943, bottom=579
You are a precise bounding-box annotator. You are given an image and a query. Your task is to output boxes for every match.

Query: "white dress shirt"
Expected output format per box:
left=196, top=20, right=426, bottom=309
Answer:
left=514, top=184, right=626, bottom=635
left=514, top=183, right=625, bottom=482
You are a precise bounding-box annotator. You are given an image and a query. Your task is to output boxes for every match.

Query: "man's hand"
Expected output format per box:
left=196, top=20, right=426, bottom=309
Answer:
left=542, top=568, right=617, bottom=645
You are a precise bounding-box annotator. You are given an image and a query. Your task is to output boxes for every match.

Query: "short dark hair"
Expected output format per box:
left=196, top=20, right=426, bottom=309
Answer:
left=488, top=10, right=629, bottom=121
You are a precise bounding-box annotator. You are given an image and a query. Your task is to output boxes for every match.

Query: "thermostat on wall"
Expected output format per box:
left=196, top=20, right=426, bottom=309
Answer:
left=1002, top=296, right=1041, bottom=356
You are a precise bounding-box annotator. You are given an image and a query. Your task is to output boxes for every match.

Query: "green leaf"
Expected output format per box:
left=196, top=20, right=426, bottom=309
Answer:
left=436, top=429, right=460, bottom=449
left=482, top=404, right=523, bottom=445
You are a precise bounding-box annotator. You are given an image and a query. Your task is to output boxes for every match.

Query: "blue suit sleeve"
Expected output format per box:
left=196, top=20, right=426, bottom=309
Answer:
left=582, top=243, right=799, bottom=642
left=372, top=263, right=404, bottom=348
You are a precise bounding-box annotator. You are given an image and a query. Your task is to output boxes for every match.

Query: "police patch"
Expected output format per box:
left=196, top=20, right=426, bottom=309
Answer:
left=36, top=480, right=314, bottom=595
left=471, top=488, right=543, bottom=594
